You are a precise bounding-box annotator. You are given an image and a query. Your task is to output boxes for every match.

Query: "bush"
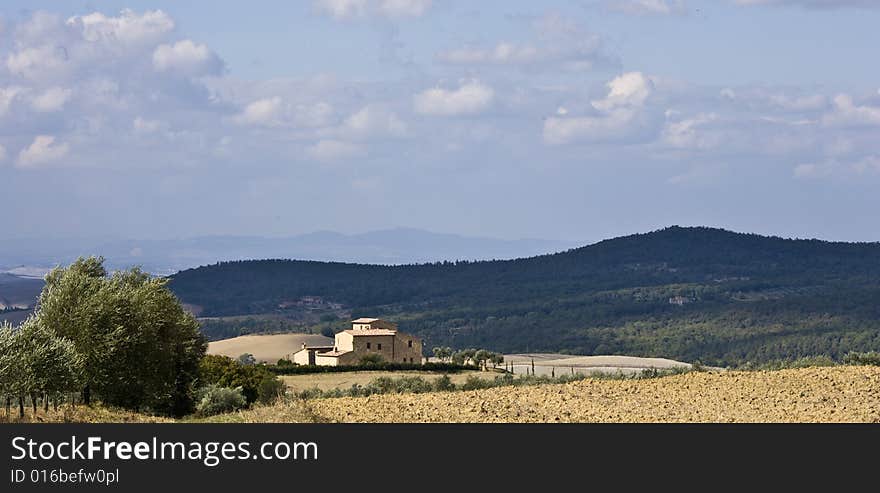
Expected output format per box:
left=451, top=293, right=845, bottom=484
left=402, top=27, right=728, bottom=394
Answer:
left=843, top=351, right=880, bottom=366
left=359, top=353, right=385, bottom=366
left=257, top=375, right=286, bottom=404
left=460, top=375, right=492, bottom=391
left=433, top=375, right=455, bottom=392
left=195, top=385, right=246, bottom=416
left=199, top=354, right=279, bottom=404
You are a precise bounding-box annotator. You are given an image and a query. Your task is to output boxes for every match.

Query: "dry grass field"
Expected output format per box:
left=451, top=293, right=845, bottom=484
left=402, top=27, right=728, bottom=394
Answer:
left=207, top=333, right=333, bottom=363
left=0, top=405, right=172, bottom=423
left=285, top=365, right=880, bottom=423
left=8, top=365, right=879, bottom=423
left=503, top=353, right=693, bottom=376
left=280, top=370, right=496, bottom=392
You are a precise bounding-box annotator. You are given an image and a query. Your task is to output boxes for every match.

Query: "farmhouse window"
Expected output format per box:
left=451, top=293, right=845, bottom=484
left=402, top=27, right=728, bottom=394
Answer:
left=377, top=343, right=382, bottom=350
left=408, top=340, right=413, bottom=347
left=367, top=342, right=371, bottom=349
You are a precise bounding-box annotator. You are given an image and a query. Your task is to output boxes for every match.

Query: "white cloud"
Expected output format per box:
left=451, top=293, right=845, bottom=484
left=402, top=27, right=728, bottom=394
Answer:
left=378, top=0, right=432, bottom=17
left=661, top=113, right=720, bottom=149
left=414, top=80, right=494, bottom=116
left=66, top=9, right=174, bottom=45
left=437, top=14, right=612, bottom=72
left=342, top=105, right=407, bottom=138
left=735, top=0, right=879, bottom=9
left=17, top=135, right=70, bottom=168
left=604, top=0, right=687, bottom=15
left=544, top=72, right=657, bottom=145
left=31, top=87, right=73, bottom=112
left=822, top=94, right=880, bottom=127
left=315, top=0, right=431, bottom=19
left=232, top=97, right=284, bottom=126
left=152, top=40, right=223, bottom=76
left=6, top=45, right=70, bottom=81
left=0, top=87, right=25, bottom=115
left=306, top=139, right=362, bottom=161
left=592, top=72, right=654, bottom=111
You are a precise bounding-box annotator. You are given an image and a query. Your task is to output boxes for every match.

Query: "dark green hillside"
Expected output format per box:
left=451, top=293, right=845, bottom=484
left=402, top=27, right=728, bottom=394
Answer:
left=169, top=227, right=880, bottom=365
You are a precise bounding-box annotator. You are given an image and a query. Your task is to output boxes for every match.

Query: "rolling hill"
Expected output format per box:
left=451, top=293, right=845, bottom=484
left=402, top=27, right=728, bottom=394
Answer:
left=169, top=226, right=880, bottom=366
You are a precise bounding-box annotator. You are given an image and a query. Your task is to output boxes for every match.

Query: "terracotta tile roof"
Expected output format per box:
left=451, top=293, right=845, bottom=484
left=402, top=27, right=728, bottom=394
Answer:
left=351, top=317, right=381, bottom=323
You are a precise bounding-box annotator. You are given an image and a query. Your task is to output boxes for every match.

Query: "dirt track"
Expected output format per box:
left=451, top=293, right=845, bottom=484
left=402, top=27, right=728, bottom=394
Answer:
left=305, top=366, right=880, bottom=423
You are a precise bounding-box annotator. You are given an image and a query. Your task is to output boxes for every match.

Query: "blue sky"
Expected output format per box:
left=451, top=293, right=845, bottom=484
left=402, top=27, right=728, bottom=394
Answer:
left=1, top=0, right=879, bottom=244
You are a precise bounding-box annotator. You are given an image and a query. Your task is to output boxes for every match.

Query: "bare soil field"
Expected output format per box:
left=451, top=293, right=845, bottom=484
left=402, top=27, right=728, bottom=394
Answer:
left=207, top=333, right=333, bottom=363
left=280, top=370, right=496, bottom=392
left=299, top=366, right=880, bottom=423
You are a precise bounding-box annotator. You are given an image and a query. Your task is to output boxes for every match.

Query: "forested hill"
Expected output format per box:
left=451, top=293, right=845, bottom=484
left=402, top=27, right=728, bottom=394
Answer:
left=169, top=226, right=880, bottom=365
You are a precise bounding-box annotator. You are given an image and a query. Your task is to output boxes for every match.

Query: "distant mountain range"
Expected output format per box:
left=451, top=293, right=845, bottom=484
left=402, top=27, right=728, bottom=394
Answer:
left=169, top=226, right=880, bottom=366
left=0, top=228, right=576, bottom=276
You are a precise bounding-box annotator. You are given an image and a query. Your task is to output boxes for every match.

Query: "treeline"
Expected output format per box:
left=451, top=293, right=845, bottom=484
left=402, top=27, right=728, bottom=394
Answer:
left=168, top=226, right=880, bottom=365
left=199, top=317, right=314, bottom=341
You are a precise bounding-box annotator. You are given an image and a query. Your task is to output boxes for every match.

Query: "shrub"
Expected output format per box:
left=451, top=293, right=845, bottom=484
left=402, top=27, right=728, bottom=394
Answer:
left=195, top=385, right=246, bottom=416
left=199, top=354, right=278, bottom=404
left=433, top=375, right=455, bottom=392
left=843, top=352, right=880, bottom=366
left=257, top=375, right=286, bottom=404
left=359, top=354, right=385, bottom=366
left=460, top=375, right=491, bottom=391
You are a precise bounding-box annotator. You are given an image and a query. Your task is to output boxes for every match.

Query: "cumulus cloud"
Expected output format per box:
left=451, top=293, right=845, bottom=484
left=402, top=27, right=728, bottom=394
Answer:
left=30, top=87, right=73, bottom=112
left=822, top=94, right=880, bottom=127
left=0, top=87, right=25, bottom=115
left=341, top=105, right=407, bottom=138
left=230, top=97, right=336, bottom=128
left=306, top=139, right=362, bottom=161
left=6, top=10, right=178, bottom=82
left=437, top=13, right=614, bottom=72
left=66, top=9, right=175, bottom=45
left=231, top=97, right=284, bottom=126
left=17, top=135, right=70, bottom=168
left=604, top=0, right=687, bottom=15
left=152, top=40, right=224, bottom=76
left=414, top=80, right=494, bottom=116
left=544, top=72, right=657, bottom=145
left=315, top=0, right=432, bottom=19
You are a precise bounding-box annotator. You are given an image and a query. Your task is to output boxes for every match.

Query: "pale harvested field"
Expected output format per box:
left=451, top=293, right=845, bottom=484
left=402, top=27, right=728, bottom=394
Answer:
left=280, top=370, right=497, bottom=392
left=301, top=366, right=880, bottom=423
left=207, top=333, right=333, bottom=363
left=503, top=353, right=692, bottom=376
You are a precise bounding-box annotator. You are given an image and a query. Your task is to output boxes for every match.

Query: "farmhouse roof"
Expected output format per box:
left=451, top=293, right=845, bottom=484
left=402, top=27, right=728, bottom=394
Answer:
left=351, top=317, right=381, bottom=323
left=318, top=350, right=351, bottom=357
left=342, top=329, right=397, bottom=336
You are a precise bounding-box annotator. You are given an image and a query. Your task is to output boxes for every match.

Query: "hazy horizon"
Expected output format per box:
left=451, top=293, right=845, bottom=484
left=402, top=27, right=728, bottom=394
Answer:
left=2, top=1, right=880, bottom=244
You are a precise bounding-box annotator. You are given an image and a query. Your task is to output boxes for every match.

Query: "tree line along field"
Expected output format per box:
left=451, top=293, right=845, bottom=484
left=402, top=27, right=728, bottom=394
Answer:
left=170, top=226, right=880, bottom=366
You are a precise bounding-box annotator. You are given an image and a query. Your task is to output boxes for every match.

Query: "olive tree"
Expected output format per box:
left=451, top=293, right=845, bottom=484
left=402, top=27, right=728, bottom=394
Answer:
left=37, top=257, right=207, bottom=416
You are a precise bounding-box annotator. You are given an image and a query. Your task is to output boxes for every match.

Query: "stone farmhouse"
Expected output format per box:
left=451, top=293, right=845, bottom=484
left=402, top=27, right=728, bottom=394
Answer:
left=292, top=318, right=423, bottom=366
